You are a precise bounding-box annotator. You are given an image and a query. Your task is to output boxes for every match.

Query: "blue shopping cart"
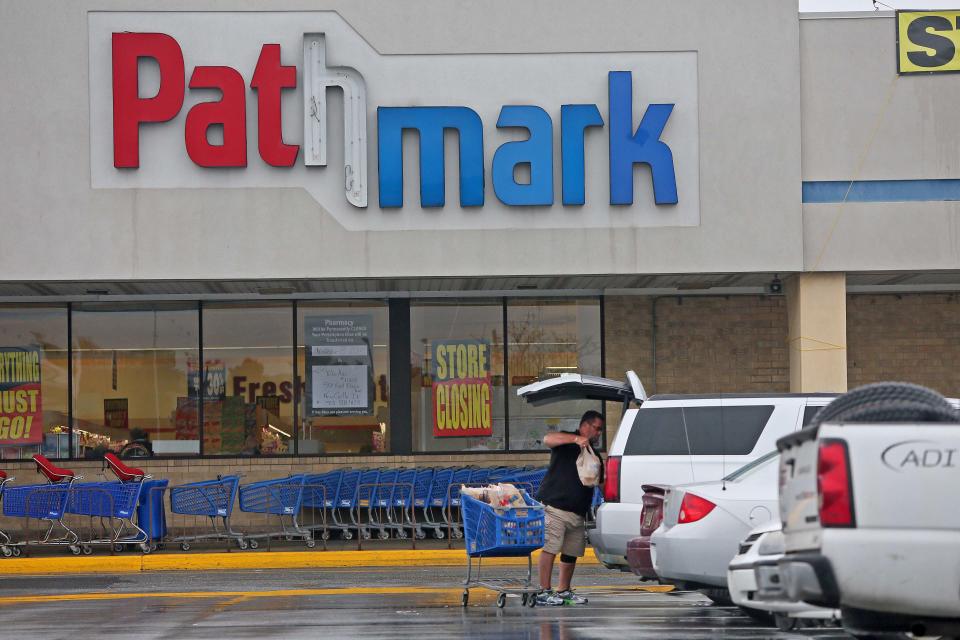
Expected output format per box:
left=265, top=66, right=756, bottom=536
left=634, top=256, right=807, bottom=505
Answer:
left=369, top=468, right=398, bottom=540
left=303, top=470, right=343, bottom=541
left=442, top=468, right=474, bottom=539
left=460, top=489, right=545, bottom=608
left=239, top=475, right=313, bottom=548
left=0, top=471, right=19, bottom=557
left=351, top=468, right=381, bottom=541
left=2, top=455, right=81, bottom=554
left=169, top=475, right=244, bottom=550
left=392, top=468, right=420, bottom=539
left=66, top=480, right=148, bottom=553
left=410, top=467, right=435, bottom=539
left=513, top=467, right=548, bottom=497
left=329, top=469, right=361, bottom=540
left=422, top=467, right=452, bottom=538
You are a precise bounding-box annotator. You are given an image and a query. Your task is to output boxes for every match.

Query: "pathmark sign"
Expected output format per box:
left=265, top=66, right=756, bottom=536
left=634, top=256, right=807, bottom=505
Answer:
left=89, top=12, right=699, bottom=231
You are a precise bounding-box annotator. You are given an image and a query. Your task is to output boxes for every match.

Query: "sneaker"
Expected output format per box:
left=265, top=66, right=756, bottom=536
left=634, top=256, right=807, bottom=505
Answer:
left=556, top=589, right=588, bottom=605
left=535, top=590, right=565, bottom=606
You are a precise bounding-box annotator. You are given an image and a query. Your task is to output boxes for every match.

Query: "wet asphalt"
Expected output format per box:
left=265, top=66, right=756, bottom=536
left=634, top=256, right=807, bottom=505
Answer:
left=0, top=565, right=855, bottom=640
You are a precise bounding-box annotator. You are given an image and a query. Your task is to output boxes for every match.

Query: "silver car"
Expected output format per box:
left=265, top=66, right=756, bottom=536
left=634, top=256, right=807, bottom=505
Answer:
left=650, top=451, right=780, bottom=602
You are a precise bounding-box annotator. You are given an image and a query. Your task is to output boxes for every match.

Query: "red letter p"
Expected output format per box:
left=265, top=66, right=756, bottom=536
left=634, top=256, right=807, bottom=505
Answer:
left=112, top=33, right=185, bottom=168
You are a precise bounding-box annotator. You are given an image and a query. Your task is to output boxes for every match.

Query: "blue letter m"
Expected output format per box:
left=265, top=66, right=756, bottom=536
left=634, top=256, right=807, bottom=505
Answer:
left=378, top=106, right=484, bottom=208
left=609, top=71, right=678, bottom=206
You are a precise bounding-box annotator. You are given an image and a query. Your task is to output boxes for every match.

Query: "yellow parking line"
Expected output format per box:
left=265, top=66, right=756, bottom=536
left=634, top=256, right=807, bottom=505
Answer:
left=0, top=548, right=599, bottom=575
left=0, top=583, right=672, bottom=606
left=0, top=587, right=468, bottom=605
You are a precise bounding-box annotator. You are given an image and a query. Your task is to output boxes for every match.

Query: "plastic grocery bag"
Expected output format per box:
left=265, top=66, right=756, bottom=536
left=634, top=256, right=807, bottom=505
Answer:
left=492, top=483, right=528, bottom=516
left=577, top=444, right=602, bottom=487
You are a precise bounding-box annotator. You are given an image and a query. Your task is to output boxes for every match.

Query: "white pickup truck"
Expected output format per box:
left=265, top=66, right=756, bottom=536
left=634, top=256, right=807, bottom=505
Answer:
left=776, top=383, right=960, bottom=639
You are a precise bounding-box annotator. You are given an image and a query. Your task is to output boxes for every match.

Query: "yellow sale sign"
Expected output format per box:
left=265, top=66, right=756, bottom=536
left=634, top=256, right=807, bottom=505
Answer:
left=898, top=11, right=960, bottom=74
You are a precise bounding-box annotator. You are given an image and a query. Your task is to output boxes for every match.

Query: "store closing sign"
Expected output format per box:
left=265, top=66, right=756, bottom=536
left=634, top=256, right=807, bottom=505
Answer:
left=89, top=12, right=699, bottom=231
left=0, top=347, right=43, bottom=445
left=432, top=340, right=493, bottom=438
left=898, top=10, right=960, bottom=74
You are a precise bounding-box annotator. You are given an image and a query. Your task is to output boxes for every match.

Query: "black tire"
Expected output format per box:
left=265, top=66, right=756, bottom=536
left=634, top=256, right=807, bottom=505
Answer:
left=812, top=382, right=959, bottom=428
left=738, top=606, right=775, bottom=626
left=496, top=593, right=506, bottom=608
left=774, top=613, right=796, bottom=632
left=700, top=588, right=734, bottom=606
left=461, top=590, right=469, bottom=607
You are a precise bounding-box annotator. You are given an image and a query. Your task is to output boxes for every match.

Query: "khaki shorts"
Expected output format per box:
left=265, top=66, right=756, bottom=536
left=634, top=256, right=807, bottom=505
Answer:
left=542, top=505, right=586, bottom=557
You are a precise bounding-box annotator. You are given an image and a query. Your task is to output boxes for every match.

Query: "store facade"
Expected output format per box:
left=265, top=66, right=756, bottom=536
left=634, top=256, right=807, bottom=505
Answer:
left=1, top=3, right=959, bottom=480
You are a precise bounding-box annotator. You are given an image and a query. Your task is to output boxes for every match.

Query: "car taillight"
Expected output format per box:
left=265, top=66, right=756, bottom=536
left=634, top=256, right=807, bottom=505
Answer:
left=603, top=456, right=621, bottom=502
left=818, top=439, right=855, bottom=527
left=677, top=493, right=715, bottom=524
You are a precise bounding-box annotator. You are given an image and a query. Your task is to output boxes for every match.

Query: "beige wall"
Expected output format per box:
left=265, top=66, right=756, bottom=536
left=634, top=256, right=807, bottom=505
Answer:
left=603, top=294, right=790, bottom=442
left=847, top=293, right=960, bottom=398
left=785, top=272, right=847, bottom=393
left=800, top=14, right=960, bottom=273
left=0, top=0, right=804, bottom=282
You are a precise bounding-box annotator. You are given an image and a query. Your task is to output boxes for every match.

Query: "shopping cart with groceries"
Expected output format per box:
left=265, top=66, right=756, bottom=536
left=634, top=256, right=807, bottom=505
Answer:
left=459, top=483, right=545, bottom=608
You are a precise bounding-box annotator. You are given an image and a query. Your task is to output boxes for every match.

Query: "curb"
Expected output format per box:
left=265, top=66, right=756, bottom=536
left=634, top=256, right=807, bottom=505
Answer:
left=0, top=547, right=600, bottom=575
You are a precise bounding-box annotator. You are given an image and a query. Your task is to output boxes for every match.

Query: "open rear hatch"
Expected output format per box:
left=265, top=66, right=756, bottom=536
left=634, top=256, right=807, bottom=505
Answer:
left=517, top=370, right=647, bottom=406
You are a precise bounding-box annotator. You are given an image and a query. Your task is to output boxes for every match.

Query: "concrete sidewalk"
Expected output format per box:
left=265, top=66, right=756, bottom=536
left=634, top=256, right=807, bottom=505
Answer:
left=0, top=546, right=601, bottom=575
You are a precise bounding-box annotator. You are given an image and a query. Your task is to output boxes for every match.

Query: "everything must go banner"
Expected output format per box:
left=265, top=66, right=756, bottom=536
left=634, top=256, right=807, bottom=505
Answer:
left=305, top=315, right=374, bottom=417
left=0, top=346, right=43, bottom=445
left=432, top=340, right=493, bottom=438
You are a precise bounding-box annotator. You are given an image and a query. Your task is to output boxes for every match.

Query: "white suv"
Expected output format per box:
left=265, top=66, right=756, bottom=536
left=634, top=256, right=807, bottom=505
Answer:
left=519, top=372, right=835, bottom=569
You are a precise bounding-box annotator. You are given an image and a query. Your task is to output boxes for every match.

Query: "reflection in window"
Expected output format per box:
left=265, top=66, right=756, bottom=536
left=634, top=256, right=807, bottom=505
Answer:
left=297, top=303, right=389, bottom=455
left=507, top=299, right=602, bottom=450
left=72, top=304, right=198, bottom=459
left=411, top=301, right=505, bottom=452
left=202, top=303, right=293, bottom=456
left=0, top=306, right=69, bottom=460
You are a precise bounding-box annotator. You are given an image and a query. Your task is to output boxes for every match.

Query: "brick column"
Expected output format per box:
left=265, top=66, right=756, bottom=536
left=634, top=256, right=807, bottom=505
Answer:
left=785, top=273, right=848, bottom=393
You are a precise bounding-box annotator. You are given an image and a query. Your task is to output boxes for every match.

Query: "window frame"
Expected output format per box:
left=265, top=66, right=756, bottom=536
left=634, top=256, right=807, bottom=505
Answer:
left=0, top=295, right=604, bottom=460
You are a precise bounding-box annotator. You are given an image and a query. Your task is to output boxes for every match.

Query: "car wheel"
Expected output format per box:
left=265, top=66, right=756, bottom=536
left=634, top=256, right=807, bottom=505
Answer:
left=738, top=606, right=774, bottom=626
left=773, top=613, right=796, bottom=631
left=700, top=588, right=733, bottom=606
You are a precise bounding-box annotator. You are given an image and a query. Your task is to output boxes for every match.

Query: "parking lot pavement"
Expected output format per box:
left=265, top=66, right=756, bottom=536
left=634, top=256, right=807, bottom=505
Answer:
left=0, top=565, right=854, bottom=639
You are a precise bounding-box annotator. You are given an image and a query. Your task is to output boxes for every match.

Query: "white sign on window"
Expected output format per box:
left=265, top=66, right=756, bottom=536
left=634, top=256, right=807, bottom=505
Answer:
left=311, top=365, right=368, bottom=409
left=311, top=345, right=369, bottom=357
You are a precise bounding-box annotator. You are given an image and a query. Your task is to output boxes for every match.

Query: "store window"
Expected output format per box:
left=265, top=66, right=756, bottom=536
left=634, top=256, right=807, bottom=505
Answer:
left=202, top=303, right=293, bottom=456
left=72, top=304, right=198, bottom=459
left=297, top=302, right=389, bottom=455
left=411, top=301, right=505, bottom=452
left=0, top=306, right=69, bottom=460
left=507, top=299, right=602, bottom=450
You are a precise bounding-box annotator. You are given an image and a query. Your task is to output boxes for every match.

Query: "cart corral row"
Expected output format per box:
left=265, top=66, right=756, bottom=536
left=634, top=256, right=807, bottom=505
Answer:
left=0, top=455, right=566, bottom=556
